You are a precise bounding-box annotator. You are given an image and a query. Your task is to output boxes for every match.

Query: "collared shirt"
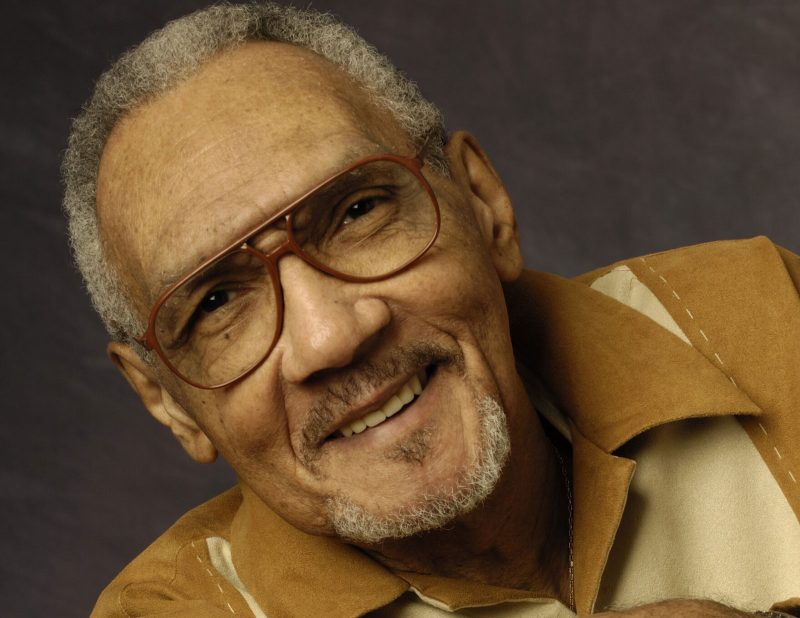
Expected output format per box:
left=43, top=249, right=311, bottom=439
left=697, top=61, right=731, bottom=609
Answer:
left=92, top=237, right=800, bottom=617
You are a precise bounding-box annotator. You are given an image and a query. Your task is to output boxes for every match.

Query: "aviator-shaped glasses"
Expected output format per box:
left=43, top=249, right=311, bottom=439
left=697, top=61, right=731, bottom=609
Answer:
left=137, top=152, right=441, bottom=389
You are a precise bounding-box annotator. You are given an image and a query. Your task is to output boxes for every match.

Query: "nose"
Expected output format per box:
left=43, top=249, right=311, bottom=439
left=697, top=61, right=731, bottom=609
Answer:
left=277, top=256, right=391, bottom=384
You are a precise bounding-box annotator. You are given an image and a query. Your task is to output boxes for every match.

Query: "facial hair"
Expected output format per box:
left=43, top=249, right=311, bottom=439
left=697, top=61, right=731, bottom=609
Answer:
left=324, top=395, right=510, bottom=543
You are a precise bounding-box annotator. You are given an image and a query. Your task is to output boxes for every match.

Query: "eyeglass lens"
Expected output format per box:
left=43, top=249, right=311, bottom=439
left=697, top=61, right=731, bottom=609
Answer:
left=152, top=159, right=438, bottom=388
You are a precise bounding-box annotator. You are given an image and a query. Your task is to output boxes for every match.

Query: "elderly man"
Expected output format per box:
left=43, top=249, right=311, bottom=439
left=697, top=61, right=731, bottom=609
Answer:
left=63, top=4, right=800, bottom=617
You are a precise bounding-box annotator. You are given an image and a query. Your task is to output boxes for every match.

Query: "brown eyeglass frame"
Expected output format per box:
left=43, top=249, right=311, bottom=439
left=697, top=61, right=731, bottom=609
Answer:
left=136, top=151, right=441, bottom=389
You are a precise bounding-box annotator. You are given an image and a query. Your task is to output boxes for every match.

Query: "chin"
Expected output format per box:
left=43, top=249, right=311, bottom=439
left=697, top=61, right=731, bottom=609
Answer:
left=324, top=395, right=510, bottom=544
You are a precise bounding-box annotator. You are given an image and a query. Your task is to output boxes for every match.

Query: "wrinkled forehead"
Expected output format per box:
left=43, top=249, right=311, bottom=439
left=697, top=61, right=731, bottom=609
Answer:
left=96, top=41, right=409, bottom=314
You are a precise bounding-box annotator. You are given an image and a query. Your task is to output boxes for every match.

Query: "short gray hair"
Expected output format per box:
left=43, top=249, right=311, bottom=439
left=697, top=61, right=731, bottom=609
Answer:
left=62, top=2, right=447, bottom=342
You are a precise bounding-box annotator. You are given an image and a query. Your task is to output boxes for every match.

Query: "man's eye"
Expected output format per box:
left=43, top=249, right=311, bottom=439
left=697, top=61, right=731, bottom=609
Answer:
left=198, top=290, right=230, bottom=313
left=342, top=198, right=377, bottom=225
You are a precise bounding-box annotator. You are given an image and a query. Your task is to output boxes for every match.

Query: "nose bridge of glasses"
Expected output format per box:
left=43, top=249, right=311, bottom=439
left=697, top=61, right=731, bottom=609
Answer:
left=244, top=224, right=333, bottom=282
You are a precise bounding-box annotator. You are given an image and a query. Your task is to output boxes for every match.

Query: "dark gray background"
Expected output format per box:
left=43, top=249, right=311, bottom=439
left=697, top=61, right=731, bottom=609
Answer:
left=3, top=1, right=799, bottom=616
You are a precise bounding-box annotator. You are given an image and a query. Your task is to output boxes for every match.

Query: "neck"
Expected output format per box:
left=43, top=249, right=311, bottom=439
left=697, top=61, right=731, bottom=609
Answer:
left=357, top=382, right=572, bottom=604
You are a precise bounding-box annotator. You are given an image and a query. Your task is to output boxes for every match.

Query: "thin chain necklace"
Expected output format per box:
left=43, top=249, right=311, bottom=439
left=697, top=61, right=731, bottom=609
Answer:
left=554, top=446, right=575, bottom=611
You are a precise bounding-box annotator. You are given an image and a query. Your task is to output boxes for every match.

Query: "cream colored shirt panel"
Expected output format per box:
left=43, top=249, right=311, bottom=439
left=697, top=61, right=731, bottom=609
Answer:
left=590, top=265, right=691, bottom=344
left=590, top=265, right=800, bottom=612
left=597, top=417, right=800, bottom=612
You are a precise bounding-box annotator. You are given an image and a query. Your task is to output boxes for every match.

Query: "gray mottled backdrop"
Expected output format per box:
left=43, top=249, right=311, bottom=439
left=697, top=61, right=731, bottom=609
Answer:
left=2, top=1, right=799, bottom=616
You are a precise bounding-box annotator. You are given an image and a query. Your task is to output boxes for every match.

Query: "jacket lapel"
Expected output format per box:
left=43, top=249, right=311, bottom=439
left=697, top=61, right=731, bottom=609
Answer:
left=623, top=238, right=800, bottom=520
left=505, top=269, right=762, bottom=452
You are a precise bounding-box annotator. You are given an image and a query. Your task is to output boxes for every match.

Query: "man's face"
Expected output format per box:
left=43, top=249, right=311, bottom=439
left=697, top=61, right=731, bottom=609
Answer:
left=98, top=42, right=524, bottom=539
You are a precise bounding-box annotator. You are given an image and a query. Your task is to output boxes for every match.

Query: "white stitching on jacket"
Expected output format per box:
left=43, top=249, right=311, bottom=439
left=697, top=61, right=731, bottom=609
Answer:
left=191, top=540, right=236, bottom=614
left=639, top=257, right=797, bottom=487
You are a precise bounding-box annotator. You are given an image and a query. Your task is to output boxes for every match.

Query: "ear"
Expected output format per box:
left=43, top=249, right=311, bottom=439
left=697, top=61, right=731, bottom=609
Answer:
left=108, top=342, right=218, bottom=464
left=444, top=131, right=523, bottom=282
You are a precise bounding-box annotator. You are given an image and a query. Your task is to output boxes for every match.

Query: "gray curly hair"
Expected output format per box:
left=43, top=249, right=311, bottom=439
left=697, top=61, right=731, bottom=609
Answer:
left=62, top=2, right=447, bottom=343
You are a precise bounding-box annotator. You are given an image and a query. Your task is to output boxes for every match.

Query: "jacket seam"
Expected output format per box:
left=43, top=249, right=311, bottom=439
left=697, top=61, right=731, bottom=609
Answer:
left=117, top=536, right=239, bottom=616
left=638, top=255, right=797, bottom=489
left=190, top=539, right=238, bottom=614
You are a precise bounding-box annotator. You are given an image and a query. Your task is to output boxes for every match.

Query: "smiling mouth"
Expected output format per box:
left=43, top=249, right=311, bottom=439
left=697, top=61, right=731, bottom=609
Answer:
left=332, top=369, right=430, bottom=439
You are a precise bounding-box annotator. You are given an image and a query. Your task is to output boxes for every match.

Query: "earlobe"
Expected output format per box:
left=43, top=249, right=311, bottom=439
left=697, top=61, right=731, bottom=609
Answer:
left=108, top=342, right=218, bottom=464
left=444, top=131, right=524, bottom=282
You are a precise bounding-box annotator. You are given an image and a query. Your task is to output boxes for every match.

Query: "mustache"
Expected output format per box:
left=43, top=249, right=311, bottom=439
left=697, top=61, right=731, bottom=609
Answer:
left=301, top=341, right=464, bottom=451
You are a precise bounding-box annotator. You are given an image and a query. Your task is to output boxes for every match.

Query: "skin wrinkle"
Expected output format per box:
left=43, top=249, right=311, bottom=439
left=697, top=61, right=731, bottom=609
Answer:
left=299, top=341, right=465, bottom=462
left=148, top=135, right=380, bottom=300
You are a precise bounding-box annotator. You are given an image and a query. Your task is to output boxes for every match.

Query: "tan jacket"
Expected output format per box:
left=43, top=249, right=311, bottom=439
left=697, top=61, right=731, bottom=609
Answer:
left=92, top=237, right=800, bottom=617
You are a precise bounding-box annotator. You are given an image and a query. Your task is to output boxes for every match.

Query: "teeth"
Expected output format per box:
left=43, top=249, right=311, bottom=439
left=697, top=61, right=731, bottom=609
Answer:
left=337, top=372, right=427, bottom=438
left=398, top=385, right=414, bottom=405
left=363, top=410, right=387, bottom=427
left=383, top=395, right=403, bottom=417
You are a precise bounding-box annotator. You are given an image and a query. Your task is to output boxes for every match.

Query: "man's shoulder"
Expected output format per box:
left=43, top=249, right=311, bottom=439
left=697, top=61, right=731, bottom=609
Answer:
left=91, top=486, right=246, bottom=617
left=575, top=236, right=799, bottom=291
left=510, top=237, right=800, bottom=332
left=570, top=236, right=800, bottom=366
left=508, top=236, right=800, bottom=453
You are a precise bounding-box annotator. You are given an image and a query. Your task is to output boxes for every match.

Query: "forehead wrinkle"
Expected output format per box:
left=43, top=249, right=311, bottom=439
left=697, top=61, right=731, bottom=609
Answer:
left=142, top=115, right=398, bottom=296
left=147, top=137, right=390, bottom=302
left=171, top=130, right=374, bottom=216
left=140, top=128, right=364, bottom=301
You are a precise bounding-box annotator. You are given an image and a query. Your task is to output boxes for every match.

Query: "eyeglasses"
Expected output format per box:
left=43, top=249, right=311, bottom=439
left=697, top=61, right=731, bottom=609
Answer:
left=137, top=152, right=441, bottom=389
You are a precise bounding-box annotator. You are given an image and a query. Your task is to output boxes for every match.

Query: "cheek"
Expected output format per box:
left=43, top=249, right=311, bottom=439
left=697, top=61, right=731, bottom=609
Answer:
left=404, top=214, right=518, bottom=395
left=198, top=383, right=332, bottom=530
left=412, top=232, right=506, bottom=340
left=182, top=371, right=290, bottom=468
